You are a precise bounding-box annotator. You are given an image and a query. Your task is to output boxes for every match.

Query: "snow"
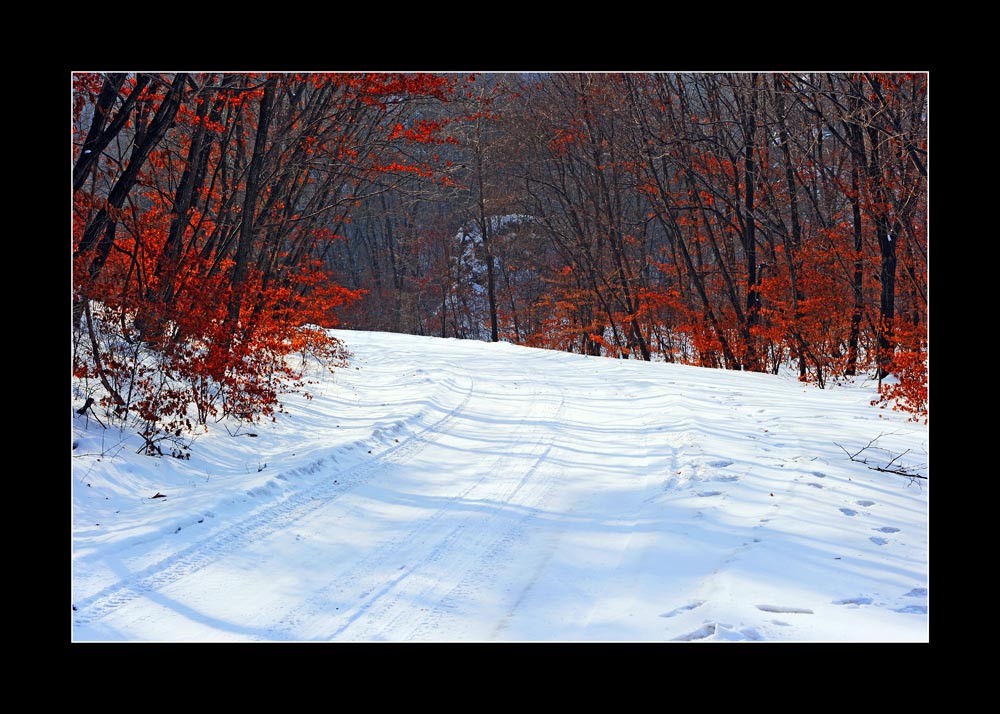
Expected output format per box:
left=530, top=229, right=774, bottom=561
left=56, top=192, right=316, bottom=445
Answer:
left=71, top=330, right=929, bottom=642
left=457, top=214, right=533, bottom=245
left=448, top=214, right=538, bottom=338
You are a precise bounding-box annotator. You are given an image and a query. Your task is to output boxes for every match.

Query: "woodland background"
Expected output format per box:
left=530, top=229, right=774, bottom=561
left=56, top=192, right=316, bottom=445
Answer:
left=71, top=72, right=928, bottom=446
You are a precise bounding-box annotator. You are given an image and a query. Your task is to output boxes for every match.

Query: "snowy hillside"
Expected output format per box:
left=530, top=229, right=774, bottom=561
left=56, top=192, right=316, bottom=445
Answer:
left=71, top=330, right=929, bottom=642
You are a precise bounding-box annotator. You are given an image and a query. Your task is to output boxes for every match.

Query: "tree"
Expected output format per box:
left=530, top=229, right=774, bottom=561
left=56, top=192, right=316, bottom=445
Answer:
left=73, top=71, right=464, bottom=436
left=77, top=72, right=926, bottom=427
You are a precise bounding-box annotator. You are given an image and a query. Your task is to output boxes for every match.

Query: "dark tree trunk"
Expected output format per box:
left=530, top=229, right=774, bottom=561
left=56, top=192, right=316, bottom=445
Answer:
left=75, top=74, right=188, bottom=272
left=141, top=81, right=219, bottom=339
left=227, top=75, right=277, bottom=330
left=73, top=73, right=188, bottom=327
left=476, top=162, right=500, bottom=343
left=73, top=74, right=152, bottom=193
left=865, top=122, right=898, bottom=381
left=740, top=73, right=762, bottom=371
left=845, top=136, right=865, bottom=377
left=773, top=78, right=808, bottom=379
left=876, top=217, right=898, bottom=380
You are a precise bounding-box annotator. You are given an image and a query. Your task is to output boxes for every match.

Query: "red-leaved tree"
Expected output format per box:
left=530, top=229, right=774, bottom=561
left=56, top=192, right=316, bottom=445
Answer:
left=73, top=72, right=464, bottom=449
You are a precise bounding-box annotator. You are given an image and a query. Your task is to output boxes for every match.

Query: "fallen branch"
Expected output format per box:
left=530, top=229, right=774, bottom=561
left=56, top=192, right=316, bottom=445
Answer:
left=835, top=433, right=927, bottom=482
left=224, top=423, right=258, bottom=438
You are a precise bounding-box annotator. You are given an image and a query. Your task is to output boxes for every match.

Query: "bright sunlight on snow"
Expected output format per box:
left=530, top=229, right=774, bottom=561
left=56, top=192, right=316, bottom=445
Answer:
left=71, top=330, right=928, bottom=642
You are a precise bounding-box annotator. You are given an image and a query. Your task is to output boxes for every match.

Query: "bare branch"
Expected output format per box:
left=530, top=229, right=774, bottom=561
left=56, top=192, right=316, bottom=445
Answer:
left=836, top=434, right=927, bottom=481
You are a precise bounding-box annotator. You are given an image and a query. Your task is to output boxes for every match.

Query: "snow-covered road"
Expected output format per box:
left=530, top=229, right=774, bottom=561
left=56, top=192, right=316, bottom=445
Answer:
left=72, top=331, right=929, bottom=641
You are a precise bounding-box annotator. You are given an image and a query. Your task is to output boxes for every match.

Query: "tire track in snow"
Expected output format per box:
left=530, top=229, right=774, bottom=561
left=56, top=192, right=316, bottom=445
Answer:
left=403, top=435, right=565, bottom=641
left=401, top=386, right=568, bottom=641
left=576, top=388, right=658, bottom=635
left=72, top=373, right=477, bottom=630
left=281, top=381, right=567, bottom=642
left=264, top=440, right=512, bottom=640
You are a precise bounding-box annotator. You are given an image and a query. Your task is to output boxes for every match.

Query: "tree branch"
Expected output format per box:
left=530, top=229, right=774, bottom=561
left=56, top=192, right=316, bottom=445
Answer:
left=835, top=434, right=927, bottom=481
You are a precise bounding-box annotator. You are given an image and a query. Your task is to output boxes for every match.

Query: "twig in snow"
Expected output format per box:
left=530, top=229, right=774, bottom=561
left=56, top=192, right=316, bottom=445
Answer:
left=224, top=423, right=258, bottom=438
left=835, top=432, right=927, bottom=483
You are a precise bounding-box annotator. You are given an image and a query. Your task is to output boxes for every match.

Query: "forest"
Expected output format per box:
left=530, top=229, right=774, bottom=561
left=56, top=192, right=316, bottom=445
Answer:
left=72, top=72, right=928, bottom=448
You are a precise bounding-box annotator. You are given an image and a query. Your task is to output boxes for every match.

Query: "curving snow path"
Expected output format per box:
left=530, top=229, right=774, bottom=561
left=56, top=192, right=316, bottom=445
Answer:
left=72, top=331, right=929, bottom=641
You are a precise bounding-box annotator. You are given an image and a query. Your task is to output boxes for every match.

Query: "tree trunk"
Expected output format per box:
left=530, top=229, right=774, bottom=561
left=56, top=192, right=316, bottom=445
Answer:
left=475, top=153, right=500, bottom=342
left=740, top=73, right=762, bottom=371
left=226, top=75, right=277, bottom=331
left=73, top=73, right=187, bottom=327
left=845, top=131, right=865, bottom=377
left=773, top=78, right=808, bottom=379
left=876, top=216, right=898, bottom=380
left=73, top=74, right=152, bottom=193
left=865, top=122, right=898, bottom=381
left=141, top=81, right=219, bottom=339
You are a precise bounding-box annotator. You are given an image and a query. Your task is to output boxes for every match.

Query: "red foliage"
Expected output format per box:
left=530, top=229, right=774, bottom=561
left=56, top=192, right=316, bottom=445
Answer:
left=871, top=321, right=928, bottom=423
left=512, top=72, right=927, bottom=417
left=73, top=72, right=463, bottom=441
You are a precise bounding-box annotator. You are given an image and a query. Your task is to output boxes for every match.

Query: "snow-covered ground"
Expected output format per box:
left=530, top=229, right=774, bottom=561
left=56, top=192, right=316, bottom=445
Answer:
left=71, top=330, right=929, bottom=642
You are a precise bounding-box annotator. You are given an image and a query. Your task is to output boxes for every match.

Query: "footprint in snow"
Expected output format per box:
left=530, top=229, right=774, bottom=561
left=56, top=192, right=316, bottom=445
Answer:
left=839, top=508, right=858, bottom=517
left=673, top=623, right=763, bottom=641
left=673, top=624, right=718, bottom=641
left=856, top=500, right=876, bottom=507
left=756, top=604, right=814, bottom=614
left=807, top=483, right=824, bottom=489
left=833, top=596, right=873, bottom=606
left=893, top=604, right=928, bottom=615
left=811, top=472, right=827, bottom=478
left=697, top=491, right=722, bottom=498
left=904, top=588, right=928, bottom=598
left=707, top=460, right=734, bottom=468
left=874, top=526, right=900, bottom=533
left=720, top=625, right=763, bottom=641
left=713, top=474, right=740, bottom=483
left=659, top=601, right=705, bottom=618
left=869, top=536, right=889, bottom=545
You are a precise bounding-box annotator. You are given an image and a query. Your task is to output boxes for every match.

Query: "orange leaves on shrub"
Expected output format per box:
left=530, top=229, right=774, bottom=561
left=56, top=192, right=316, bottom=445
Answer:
left=73, top=72, right=464, bottom=440
left=871, top=321, right=928, bottom=423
